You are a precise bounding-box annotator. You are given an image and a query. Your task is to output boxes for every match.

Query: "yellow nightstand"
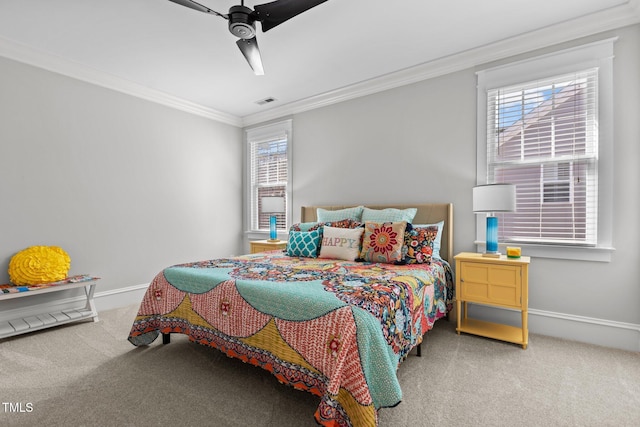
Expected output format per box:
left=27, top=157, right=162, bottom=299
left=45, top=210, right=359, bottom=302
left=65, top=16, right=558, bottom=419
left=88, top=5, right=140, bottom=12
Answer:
left=455, top=252, right=531, bottom=349
left=250, top=239, right=287, bottom=254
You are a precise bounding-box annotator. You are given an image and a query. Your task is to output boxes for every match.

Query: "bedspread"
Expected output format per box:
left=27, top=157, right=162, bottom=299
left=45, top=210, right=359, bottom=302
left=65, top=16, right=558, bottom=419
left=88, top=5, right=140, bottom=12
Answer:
left=128, top=251, right=453, bottom=426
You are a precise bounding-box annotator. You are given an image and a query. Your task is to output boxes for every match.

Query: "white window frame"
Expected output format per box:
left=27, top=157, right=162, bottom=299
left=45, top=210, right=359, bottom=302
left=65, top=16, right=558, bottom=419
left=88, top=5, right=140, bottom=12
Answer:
left=476, top=39, right=616, bottom=262
left=244, top=119, right=292, bottom=240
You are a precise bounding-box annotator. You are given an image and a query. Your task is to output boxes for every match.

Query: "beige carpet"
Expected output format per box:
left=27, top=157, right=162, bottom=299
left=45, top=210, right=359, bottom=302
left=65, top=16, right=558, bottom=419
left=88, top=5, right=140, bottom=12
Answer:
left=1, top=304, right=638, bottom=426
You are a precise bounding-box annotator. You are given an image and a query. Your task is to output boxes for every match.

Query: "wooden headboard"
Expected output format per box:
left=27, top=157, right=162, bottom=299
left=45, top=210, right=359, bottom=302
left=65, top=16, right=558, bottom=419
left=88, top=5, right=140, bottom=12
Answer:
left=301, top=203, right=454, bottom=263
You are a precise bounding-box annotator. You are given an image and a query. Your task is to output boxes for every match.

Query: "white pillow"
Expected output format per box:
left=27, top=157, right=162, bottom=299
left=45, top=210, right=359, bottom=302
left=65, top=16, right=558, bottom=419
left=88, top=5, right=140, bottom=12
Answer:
left=319, top=226, right=364, bottom=261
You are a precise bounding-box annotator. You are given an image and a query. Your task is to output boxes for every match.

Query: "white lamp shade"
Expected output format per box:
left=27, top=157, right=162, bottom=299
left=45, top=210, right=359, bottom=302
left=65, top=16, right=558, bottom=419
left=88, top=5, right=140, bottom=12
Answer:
left=261, top=196, right=285, bottom=213
left=473, top=184, right=516, bottom=213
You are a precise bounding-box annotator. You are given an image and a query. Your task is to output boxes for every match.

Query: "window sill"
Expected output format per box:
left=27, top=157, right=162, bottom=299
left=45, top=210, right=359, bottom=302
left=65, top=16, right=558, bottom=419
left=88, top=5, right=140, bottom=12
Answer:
left=474, top=241, right=615, bottom=262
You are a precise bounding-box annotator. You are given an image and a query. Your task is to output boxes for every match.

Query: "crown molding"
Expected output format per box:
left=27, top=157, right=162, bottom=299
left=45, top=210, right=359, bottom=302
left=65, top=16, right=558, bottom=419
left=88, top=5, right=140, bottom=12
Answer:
left=0, top=36, right=243, bottom=127
left=241, top=0, right=640, bottom=127
left=1, top=0, right=638, bottom=130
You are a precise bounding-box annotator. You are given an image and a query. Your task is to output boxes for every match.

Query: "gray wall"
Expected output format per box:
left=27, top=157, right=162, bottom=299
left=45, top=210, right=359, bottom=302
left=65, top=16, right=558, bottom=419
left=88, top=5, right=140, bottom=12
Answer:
left=290, top=25, right=640, bottom=348
left=1, top=23, right=637, bottom=349
left=0, top=56, right=243, bottom=296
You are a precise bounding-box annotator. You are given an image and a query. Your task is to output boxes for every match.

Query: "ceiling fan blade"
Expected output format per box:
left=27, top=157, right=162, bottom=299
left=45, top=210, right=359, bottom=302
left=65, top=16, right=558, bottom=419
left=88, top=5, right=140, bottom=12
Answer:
left=168, top=0, right=227, bottom=19
left=254, top=0, right=328, bottom=32
left=236, top=37, right=265, bottom=75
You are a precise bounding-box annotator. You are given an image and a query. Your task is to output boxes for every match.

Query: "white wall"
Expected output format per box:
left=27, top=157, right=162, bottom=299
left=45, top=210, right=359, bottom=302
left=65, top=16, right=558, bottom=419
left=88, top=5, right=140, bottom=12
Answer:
left=0, top=56, right=243, bottom=308
left=289, top=25, right=640, bottom=351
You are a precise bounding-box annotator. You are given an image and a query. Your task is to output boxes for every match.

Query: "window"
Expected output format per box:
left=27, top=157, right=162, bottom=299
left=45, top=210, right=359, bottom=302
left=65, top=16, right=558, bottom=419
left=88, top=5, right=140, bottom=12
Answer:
left=477, top=39, right=615, bottom=261
left=245, top=120, right=292, bottom=235
left=488, top=69, right=597, bottom=245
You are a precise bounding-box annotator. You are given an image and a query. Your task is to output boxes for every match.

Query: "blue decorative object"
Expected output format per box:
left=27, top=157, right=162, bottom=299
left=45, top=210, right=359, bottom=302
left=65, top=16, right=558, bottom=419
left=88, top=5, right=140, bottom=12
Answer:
left=473, top=184, right=516, bottom=256
left=485, top=216, right=498, bottom=254
left=269, top=215, right=277, bottom=241
left=262, top=196, right=285, bottom=242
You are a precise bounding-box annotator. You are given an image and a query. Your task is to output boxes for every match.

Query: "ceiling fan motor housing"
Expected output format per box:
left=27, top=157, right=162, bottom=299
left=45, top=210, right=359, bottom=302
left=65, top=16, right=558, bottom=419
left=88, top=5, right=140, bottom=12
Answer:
left=228, top=5, right=256, bottom=39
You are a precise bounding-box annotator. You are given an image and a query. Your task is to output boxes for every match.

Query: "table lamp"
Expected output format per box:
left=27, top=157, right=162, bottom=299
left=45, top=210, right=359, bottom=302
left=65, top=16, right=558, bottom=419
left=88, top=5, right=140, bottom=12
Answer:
left=261, top=196, right=285, bottom=242
left=473, top=184, right=516, bottom=257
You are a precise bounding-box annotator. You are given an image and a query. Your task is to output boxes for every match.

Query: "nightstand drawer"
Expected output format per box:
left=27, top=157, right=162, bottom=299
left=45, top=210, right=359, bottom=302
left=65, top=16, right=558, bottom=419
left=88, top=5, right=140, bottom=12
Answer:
left=250, top=240, right=287, bottom=254
left=460, top=263, right=521, bottom=308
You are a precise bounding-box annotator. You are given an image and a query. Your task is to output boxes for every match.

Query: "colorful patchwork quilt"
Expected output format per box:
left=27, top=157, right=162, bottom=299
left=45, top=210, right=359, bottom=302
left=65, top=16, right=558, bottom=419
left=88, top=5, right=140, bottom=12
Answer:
left=128, top=251, right=453, bottom=426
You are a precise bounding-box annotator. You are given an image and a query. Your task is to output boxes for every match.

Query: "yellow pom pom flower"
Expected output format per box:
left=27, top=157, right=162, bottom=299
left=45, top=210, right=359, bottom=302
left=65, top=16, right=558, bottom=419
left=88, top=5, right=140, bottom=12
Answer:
left=8, top=246, right=71, bottom=285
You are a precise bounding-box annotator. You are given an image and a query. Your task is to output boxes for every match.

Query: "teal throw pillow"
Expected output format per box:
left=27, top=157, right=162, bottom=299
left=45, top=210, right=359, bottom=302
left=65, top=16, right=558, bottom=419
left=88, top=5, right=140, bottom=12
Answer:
left=286, top=229, right=322, bottom=258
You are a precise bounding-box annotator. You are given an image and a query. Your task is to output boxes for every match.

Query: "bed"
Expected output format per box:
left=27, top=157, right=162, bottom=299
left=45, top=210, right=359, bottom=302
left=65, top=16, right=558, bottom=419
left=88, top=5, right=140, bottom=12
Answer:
left=128, top=203, right=454, bottom=426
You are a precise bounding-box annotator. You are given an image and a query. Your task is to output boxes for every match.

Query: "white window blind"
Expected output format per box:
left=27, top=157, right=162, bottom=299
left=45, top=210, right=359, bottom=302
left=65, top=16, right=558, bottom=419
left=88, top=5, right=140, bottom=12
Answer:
left=246, top=120, right=292, bottom=233
left=487, top=69, right=598, bottom=246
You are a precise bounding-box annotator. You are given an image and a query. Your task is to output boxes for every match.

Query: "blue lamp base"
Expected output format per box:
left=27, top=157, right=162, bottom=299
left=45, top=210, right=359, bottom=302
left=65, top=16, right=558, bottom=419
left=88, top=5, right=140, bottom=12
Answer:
left=268, top=215, right=279, bottom=242
left=484, top=216, right=501, bottom=257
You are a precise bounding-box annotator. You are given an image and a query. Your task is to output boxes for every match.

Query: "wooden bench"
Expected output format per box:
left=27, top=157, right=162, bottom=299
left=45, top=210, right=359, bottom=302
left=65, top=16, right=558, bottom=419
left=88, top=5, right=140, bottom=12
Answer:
left=0, top=275, right=99, bottom=339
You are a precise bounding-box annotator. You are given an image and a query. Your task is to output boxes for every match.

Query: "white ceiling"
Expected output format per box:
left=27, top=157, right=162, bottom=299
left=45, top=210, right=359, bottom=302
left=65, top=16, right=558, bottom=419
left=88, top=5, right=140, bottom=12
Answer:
left=0, top=0, right=638, bottom=126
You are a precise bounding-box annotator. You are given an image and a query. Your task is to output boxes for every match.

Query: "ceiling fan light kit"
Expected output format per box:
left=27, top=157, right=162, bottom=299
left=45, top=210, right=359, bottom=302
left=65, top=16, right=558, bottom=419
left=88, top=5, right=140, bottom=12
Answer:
left=228, top=5, right=256, bottom=39
left=168, top=0, right=329, bottom=75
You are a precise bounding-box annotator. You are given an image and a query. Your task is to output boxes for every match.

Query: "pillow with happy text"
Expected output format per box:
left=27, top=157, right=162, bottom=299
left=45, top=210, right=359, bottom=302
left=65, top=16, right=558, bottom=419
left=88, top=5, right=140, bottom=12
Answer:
left=319, top=226, right=364, bottom=261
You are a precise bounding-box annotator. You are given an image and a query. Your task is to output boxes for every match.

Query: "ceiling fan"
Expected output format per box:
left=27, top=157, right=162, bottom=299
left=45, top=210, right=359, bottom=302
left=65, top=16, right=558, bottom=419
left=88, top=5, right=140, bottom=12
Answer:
left=168, top=0, right=328, bottom=75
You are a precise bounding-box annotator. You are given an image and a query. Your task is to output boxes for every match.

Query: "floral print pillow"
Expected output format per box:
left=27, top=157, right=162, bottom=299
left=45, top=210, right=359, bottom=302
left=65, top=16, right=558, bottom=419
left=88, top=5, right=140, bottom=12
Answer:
left=401, top=225, right=438, bottom=264
left=289, top=219, right=362, bottom=233
left=289, top=222, right=321, bottom=233
left=359, top=221, right=407, bottom=264
left=321, top=219, right=363, bottom=229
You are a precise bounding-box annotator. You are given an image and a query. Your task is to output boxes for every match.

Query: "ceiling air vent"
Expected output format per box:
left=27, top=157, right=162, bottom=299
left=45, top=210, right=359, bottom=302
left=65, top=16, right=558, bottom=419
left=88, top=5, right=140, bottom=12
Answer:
left=255, top=97, right=277, bottom=106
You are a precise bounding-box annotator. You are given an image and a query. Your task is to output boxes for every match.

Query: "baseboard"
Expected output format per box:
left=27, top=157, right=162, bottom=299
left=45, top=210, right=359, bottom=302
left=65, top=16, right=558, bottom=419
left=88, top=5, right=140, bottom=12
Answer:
left=467, top=304, right=640, bottom=352
left=3, top=283, right=638, bottom=352
left=93, top=283, right=149, bottom=312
